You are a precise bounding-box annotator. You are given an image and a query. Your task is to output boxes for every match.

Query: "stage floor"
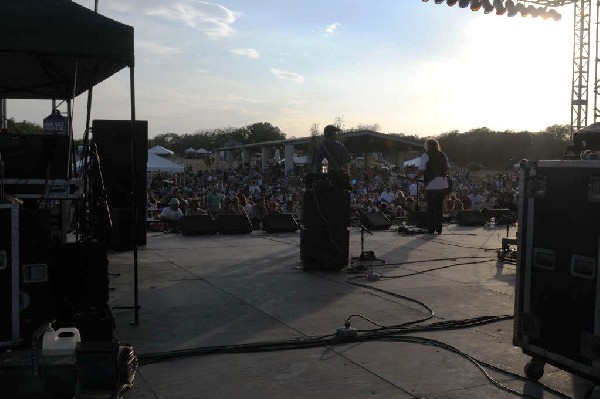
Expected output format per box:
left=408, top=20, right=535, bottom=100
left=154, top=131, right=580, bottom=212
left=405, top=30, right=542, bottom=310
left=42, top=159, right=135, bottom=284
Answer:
left=108, top=224, right=592, bottom=399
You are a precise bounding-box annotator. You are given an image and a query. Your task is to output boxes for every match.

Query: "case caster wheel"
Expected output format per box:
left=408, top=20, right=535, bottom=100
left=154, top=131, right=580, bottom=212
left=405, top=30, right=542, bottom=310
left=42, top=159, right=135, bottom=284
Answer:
left=524, top=359, right=545, bottom=381
left=585, top=386, right=600, bottom=399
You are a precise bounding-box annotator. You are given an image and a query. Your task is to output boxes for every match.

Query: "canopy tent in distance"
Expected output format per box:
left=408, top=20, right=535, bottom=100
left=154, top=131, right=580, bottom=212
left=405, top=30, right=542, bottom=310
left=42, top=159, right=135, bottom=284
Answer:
left=149, top=145, right=175, bottom=156
left=147, top=152, right=184, bottom=174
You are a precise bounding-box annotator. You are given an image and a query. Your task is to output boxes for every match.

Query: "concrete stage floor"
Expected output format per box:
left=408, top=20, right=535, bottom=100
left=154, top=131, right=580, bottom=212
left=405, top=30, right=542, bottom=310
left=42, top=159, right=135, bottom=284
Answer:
left=108, top=224, right=594, bottom=399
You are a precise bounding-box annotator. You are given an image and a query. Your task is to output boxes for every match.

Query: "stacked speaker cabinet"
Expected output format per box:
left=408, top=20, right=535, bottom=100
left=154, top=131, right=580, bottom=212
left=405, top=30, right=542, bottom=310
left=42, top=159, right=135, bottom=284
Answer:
left=0, top=206, right=55, bottom=347
left=301, top=173, right=350, bottom=270
left=93, top=120, right=148, bottom=250
left=0, top=204, right=19, bottom=347
left=514, top=160, right=600, bottom=383
left=18, top=209, right=54, bottom=346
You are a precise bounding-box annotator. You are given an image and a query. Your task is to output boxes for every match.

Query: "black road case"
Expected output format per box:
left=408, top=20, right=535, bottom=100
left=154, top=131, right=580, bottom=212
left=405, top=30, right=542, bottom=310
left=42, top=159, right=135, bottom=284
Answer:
left=514, top=160, right=600, bottom=385
left=0, top=204, right=19, bottom=347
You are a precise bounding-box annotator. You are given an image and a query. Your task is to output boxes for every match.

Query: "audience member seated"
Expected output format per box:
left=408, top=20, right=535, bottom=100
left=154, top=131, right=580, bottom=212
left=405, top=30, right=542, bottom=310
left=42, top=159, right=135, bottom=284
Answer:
left=249, top=197, right=268, bottom=229
left=160, top=198, right=184, bottom=232
left=445, top=193, right=464, bottom=222
left=218, top=199, right=235, bottom=215
left=185, top=199, right=208, bottom=216
left=231, top=197, right=247, bottom=215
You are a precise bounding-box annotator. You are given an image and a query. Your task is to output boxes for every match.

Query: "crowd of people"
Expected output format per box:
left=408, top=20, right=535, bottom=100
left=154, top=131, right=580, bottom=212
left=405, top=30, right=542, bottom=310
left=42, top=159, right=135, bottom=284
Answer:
left=146, top=159, right=519, bottom=232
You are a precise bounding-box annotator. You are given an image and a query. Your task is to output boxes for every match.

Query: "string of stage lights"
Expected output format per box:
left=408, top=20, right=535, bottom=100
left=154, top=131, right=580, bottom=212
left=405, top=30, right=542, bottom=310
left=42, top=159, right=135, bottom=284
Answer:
left=421, top=0, right=567, bottom=21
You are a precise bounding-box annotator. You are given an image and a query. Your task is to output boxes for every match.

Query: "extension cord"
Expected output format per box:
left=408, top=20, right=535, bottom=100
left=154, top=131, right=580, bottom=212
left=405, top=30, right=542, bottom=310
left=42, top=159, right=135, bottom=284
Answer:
left=336, top=326, right=358, bottom=338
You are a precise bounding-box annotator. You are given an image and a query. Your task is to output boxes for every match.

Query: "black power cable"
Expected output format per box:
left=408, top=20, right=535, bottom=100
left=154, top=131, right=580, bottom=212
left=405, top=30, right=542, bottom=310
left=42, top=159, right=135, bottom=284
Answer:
left=136, top=315, right=569, bottom=399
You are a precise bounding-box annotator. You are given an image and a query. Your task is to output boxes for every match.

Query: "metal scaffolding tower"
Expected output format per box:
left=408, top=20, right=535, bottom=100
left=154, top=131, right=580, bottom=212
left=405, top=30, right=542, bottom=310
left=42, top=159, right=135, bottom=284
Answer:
left=572, top=0, right=591, bottom=134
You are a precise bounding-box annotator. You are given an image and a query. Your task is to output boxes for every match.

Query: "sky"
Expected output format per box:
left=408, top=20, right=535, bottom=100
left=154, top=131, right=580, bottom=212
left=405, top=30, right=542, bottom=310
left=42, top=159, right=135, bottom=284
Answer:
left=7, top=0, right=576, bottom=139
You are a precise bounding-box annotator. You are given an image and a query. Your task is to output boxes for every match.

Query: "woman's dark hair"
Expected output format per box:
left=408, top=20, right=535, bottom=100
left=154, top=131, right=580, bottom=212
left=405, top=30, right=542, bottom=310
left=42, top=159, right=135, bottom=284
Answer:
left=425, top=139, right=441, bottom=154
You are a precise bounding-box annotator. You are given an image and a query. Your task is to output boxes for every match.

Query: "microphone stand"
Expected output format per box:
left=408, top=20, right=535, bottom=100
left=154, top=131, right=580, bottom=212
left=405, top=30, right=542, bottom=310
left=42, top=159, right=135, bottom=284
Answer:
left=350, top=216, right=385, bottom=279
left=356, top=220, right=374, bottom=260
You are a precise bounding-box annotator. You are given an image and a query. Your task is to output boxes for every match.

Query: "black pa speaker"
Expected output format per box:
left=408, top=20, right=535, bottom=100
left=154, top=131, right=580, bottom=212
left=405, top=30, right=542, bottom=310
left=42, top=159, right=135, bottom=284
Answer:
left=456, top=210, right=486, bottom=226
left=359, top=212, right=392, bottom=231
left=52, top=242, right=109, bottom=318
left=180, top=215, right=219, bottom=235
left=300, top=227, right=349, bottom=271
left=302, top=187, right=350, bottom=228
left=261, top=214, right=299, bottom=233
left=18, top=209, right=55, bottom=346
left=0, top=134, right=70, bottom=180
left=109, top=208, right=143, bottom=251
left=93, top=120, right=148, bottom=248
left=216, top=214, right=253, bottom=234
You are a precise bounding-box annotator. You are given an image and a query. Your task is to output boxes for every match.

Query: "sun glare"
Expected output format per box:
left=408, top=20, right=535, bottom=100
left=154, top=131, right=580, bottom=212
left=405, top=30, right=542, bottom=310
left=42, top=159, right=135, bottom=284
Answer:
left=406, top=13, right=575, bottom=134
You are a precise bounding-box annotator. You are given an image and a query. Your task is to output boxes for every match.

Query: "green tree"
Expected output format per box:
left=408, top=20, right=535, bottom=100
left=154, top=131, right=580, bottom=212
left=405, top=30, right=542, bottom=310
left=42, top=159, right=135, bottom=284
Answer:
left=149, top=132, right=181, bottom=149
left=247, top=122, right=286, bottom=143
left=6, top=118, right=43, bottom=134
left=348, top=123, right=381, bottom=132
left=543, top=124, right=570, bottom=141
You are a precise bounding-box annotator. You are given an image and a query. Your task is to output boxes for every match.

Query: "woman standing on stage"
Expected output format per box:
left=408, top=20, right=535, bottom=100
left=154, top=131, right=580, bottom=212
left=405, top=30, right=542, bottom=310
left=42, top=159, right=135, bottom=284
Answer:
left=415, top=139, right=450, bottom=234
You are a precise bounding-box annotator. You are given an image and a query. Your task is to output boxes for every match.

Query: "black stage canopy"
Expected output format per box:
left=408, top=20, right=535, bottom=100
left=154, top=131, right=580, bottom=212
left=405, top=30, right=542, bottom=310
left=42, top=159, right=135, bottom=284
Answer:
left=0, top=0, right=134, bottom=100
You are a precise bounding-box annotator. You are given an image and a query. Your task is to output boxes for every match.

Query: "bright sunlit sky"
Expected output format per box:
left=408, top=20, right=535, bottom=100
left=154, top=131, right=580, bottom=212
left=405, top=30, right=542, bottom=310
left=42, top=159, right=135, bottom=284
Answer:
left=8, top=0, right=576, bottom=139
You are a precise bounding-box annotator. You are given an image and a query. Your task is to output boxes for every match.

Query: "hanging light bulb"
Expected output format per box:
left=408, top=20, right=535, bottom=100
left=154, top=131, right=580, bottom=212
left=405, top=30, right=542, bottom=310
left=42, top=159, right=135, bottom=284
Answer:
left=547, top=9, right=562, bottom=21
left=470, top=0, right=482, bottom=11
left=524, top=5, right=537, bottom=17
left=534, top=6, right=546, bottom=17
left=505, top=0, right=517, bottom=17
left=493, top=0, right=506, bottom=15
left=481, top=0, right=494, bottom=13
left=447, top=0, right=459, bottom=5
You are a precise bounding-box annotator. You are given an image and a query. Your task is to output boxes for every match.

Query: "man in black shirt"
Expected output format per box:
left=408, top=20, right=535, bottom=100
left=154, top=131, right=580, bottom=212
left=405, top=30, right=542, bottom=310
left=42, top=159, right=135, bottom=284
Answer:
left=313, top=125, right=351, bottom=173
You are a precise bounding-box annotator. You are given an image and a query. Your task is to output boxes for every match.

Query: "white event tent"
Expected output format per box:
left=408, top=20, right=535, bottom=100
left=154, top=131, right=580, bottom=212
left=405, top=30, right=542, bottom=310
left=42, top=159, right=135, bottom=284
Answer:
left=147, top=152, right=184, bottom=173
left=148, top=145, right=174, bottom=156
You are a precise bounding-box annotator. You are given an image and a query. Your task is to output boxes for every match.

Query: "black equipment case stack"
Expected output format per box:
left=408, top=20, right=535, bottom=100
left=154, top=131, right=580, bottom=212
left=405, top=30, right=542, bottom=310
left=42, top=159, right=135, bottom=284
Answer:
left=300, top=173, right=350, bottom=270
left=0, top=204, right=20, bottom=347
left=514, top=160, right=600, bottom=385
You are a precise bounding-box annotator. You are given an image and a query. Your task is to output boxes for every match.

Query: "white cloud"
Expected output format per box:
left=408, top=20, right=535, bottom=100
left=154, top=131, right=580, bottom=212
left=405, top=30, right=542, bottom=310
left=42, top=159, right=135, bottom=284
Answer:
left=146, top=1, right=238, bottom=39
left=324, top=22, right=340, bottom=37
left=137, top=41, right=181, bottom=56
left=230, top=48, right=259, bottom=59
left=270, top=69, right=304, bottom=83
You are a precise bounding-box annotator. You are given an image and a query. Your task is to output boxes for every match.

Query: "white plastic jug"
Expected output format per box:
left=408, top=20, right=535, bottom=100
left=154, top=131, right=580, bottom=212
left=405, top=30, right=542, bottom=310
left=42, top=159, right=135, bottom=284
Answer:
left=42, top=327, right=81, bottom=356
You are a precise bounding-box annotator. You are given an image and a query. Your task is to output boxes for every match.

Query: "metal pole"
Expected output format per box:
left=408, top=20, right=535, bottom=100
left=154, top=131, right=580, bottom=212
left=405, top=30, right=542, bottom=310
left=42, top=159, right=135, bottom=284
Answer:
left=130, top=66, right=140, bottom=326
left=0, top=99, right=6, bottom=130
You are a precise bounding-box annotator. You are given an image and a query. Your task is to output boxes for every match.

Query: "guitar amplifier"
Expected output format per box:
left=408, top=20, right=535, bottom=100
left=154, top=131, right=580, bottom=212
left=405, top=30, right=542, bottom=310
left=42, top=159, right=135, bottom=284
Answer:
left=514, top=160, right=600, bottom=382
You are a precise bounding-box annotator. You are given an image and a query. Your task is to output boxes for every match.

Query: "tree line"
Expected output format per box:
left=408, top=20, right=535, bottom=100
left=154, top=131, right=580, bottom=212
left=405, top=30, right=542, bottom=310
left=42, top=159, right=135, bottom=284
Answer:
left=4, top=117, right=572, bottom=170
left=436, top=125, right=570, bottom=170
